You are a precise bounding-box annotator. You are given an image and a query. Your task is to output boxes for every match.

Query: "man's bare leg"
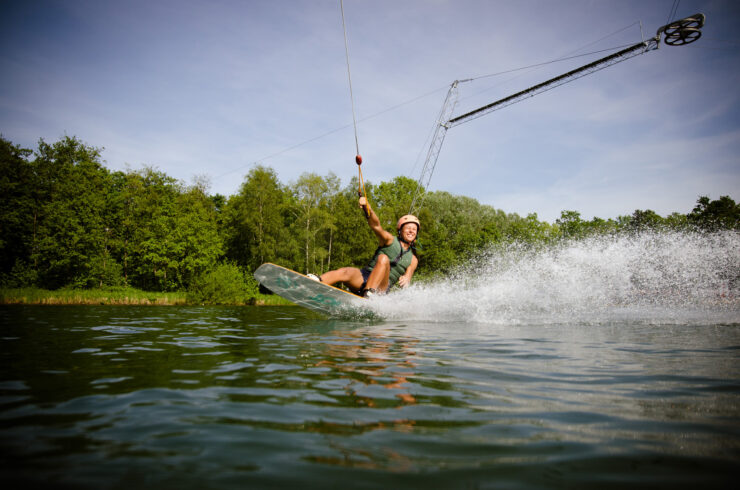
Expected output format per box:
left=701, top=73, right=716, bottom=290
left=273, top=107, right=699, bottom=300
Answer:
left=365, top=254, right=390, bottom=293
left=320, top=267, right=365, bottom=291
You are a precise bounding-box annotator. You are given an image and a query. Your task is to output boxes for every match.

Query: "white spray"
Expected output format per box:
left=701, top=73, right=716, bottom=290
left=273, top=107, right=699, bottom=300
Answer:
left=369, top=230, right=740, bottom=325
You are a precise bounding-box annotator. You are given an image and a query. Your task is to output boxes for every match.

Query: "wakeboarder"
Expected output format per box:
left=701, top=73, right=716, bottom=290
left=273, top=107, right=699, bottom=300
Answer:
left=309, top=196, right=419, bottom=297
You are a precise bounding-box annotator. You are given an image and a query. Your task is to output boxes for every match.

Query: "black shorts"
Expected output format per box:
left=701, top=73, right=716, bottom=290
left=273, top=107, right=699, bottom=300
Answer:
left=356, top=267, right=390, bottom=294
left=353, top=267, right=371, bottom=294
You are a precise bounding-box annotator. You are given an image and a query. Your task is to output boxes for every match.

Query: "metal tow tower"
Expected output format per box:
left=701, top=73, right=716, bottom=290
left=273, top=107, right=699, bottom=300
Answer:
left=408, top=13, right=706, bottom=215
left=408, top=79, right=466, bottom=213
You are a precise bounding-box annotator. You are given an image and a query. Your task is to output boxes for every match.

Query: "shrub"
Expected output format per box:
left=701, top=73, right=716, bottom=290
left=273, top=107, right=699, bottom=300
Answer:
left=187, top=263, right=257, bottom=305
left=0, top=260, right=38, bottom=288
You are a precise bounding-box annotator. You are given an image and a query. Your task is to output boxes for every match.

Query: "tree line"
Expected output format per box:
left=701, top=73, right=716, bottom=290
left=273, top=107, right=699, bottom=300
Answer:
left=1, top=135, right=738, bottom=296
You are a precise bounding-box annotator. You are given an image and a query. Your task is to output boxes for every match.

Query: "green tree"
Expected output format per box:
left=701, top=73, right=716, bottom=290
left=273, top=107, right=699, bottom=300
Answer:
left=420, top=191, right=502, bottom=274
left=556, top=211, right=620, bottom=239
left=29, top=137, right=117, bottom=288
left=0, top=137, right=35, bottom=285
left=664, top=212, right=689, bottom=230
left=585, top=216, right=619, bottom=235
left=107, top=169, right=222, bottom=291
left=289, top=172, right=336, bottom=274
left=371, top=176, right=418, bottom=230
left=120, top=167, right=181, bottom=290
left=210, top=193, right=226, bottom=228
left=409, top=191, right=524, bottom=276
left=504, top=212, right=557, bottom=243
left=319, top=173, right=341, bottom=271
left=556, top=210, right=586, bottom=239
left=627, top=209, right=665, bottom=231
left=688, top=195, right=740, bottom=230
left=326, top=178, right=376, bottom=270
left=223, top=165, right=286, bottom=271
left=170, top=182, right=224, bottom=288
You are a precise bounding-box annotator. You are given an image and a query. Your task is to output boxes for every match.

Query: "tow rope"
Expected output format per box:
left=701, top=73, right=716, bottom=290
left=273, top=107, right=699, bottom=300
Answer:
left=340, top=0, right=369, bottom=218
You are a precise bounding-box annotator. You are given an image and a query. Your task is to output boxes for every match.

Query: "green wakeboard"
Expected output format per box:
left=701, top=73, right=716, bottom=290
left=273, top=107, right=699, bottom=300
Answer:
left=254, top=263, right=366, bottom=316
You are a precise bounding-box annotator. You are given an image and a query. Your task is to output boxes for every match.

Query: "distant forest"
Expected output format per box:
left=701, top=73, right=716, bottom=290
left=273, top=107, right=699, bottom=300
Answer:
left=1, top=135, right=738, bottom=294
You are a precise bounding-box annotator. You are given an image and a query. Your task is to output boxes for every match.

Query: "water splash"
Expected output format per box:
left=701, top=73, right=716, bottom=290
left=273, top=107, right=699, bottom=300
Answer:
left=370, top=230, right=740, bottom=325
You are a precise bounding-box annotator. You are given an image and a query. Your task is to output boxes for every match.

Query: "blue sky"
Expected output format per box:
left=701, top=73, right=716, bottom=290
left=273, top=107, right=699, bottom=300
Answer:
left=1, top=0, right=738, bottom=222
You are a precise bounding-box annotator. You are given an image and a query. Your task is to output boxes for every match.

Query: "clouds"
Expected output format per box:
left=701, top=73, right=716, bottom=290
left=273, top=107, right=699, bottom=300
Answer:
left=1, top=0, right=738, bottom=222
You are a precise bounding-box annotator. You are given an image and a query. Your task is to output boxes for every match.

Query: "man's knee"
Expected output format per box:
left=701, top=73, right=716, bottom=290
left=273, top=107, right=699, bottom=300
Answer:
left=375, top=254, right=390, bottom=270
left=339, top=267, right=357, bottom=280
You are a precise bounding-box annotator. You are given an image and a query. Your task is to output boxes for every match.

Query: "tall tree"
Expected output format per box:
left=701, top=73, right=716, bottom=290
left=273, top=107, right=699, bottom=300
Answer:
left=421, top=191, right=511, bottom=274
left=556, top=210, right=586, bottom=239
left=30, top=137, right=114, bottom=288
left=371, top=176, right=418, bottom=230
left=627, top=209, right=665, bottom=231
left=321, top=178, right=375, bottom=271
left=109, top=169, right=222, bottom=291
left=223, top=165, right=286, bottom=271
left=688, top=195, right=740, bottom=230
left=290, top=172, right=335, bottom=274
left=170, top=182, right=224, bottom=288
left=0, top=137, right=34, bottom=285
left=503, top=212, right=557, bottom=243
left=320, top=173, right=341, bottom=271
left=121, top=167, right=180, bottom=290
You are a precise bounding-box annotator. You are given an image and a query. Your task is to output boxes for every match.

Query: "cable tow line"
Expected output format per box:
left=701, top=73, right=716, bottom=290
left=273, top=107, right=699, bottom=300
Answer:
left=340, top=0, right=369, bottom=218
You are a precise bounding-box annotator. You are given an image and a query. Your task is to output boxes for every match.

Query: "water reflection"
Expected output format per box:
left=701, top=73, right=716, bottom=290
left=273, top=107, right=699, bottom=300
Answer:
left=312, top=327, right=419, bottom=406
left=0, top=306, right=737, bottom=487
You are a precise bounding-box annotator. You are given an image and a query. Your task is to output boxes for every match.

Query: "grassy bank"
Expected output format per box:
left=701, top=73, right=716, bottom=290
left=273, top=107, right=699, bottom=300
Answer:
left=0, top=287, right=293, bottom=306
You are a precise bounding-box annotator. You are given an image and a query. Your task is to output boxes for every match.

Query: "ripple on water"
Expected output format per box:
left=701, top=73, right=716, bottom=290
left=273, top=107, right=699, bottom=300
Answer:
left=0, top=300, right=738, bottom=487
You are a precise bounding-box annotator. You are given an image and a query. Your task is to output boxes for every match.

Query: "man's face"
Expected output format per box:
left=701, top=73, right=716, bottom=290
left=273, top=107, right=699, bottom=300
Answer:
left=401, top=223, right=418, bottom=242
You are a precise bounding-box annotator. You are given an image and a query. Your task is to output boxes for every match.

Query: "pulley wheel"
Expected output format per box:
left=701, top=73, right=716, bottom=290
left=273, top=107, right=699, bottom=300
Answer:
left=661, top=15, right=705, bottom=46
left=665, top=26, right=702, bottom=45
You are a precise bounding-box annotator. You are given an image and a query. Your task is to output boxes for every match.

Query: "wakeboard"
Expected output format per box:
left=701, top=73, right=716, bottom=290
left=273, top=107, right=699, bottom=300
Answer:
left=254, top=263, right=366, bottom=316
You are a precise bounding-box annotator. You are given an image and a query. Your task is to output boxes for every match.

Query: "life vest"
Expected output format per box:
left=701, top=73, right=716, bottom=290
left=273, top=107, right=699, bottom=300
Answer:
left=365, top=237, right=414, bottom=286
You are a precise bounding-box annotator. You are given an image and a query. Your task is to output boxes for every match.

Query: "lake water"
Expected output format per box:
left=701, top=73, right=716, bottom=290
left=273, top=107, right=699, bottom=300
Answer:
left=1, top=232, right=738, bottom=488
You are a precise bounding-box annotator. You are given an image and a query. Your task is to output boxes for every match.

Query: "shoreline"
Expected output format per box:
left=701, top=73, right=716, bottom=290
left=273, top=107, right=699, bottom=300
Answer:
left=0, top=288, right=292, bottom=306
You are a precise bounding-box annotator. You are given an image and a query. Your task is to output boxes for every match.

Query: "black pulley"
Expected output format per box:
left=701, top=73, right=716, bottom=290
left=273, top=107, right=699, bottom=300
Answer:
left=664, top=26, right=702, bottom=45
left=657, top=13, right=706, bottom=46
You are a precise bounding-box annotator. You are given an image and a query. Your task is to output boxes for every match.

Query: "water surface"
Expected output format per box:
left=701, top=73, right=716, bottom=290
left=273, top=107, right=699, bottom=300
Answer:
left=1, top=305, right=737, bottom=489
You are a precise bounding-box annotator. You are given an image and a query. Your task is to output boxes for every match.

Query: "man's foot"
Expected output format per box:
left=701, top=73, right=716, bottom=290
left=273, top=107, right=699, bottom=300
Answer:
left=363, top=288, right=377, bottom=298
left=306, top=273, right=321, bottom=282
